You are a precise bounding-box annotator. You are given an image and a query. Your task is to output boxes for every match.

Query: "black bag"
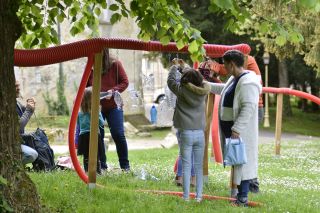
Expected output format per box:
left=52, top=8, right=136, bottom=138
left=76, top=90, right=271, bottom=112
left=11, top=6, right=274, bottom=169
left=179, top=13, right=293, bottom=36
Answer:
left=22, top=128, right=55, bottom=171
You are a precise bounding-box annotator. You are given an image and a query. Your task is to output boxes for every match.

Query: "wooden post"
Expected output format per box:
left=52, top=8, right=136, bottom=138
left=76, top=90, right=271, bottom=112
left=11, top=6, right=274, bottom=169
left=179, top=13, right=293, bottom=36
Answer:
left=204, top=93, right=214, bottom=183
left=230, top=166, right=237, bottom=197
left=88, top=51, right=102, bottom=189
left=275, top=93, right=283, bottom=156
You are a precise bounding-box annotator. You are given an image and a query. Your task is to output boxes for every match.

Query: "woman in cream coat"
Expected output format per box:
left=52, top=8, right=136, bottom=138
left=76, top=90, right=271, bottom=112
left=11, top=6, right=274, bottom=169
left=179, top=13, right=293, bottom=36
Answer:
left=209, top=50, right=262, bottom=206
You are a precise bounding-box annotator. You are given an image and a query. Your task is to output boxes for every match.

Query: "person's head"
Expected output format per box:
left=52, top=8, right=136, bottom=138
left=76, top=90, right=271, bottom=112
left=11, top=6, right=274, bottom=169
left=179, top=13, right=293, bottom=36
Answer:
left=181, top=68, right=204, bottom=87
left=102, top=48, right=117, bottom=73
left=222, top=50, right=244, bottom=75
left=15, top=81, right=21, bottom=98
left=81, top=87, right=92, bottom=113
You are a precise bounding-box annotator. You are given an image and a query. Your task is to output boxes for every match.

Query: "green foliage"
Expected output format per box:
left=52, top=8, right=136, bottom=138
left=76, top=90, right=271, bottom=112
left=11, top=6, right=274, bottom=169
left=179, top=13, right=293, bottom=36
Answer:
left=16, top=0, right=206, bottom=62
left=209, top=0, right=320, bottom=72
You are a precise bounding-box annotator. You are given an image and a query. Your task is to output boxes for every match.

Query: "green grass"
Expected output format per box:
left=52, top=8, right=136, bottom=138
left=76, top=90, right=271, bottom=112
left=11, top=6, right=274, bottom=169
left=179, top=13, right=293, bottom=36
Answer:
left=29, top=139, right=320, bottom=212
left=27, top=115, right=70, bottom=129
left=261, top=107, right=320, bottom=137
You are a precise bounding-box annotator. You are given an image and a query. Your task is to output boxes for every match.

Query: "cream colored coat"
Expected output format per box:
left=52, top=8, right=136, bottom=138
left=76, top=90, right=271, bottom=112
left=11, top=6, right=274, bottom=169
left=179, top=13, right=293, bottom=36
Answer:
left=209, top=71, right=262, bottom=184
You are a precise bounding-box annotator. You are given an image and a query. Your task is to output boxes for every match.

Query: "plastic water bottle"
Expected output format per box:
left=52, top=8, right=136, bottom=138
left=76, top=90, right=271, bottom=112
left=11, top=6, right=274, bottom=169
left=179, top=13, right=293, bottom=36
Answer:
left=140, top=168, right=147, bottom=180
left=114, top=91, right=123, bottom=109
left=150, top=105, right=157, bottom=124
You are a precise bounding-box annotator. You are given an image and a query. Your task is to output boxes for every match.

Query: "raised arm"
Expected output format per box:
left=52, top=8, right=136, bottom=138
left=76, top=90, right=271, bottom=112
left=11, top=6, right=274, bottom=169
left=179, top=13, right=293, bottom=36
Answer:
left=167, top=65, right=181, bottom=96
left=18, top=100, right=35, bottom=134
left=207, top=82, right=225, bottom=95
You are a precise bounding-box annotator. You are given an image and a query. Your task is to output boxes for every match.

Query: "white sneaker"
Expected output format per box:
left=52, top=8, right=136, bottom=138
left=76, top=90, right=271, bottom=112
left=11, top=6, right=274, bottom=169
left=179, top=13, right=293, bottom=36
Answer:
left=183, top=197, right=190, bottom=202
left=195, top=198, right=202, bottom=203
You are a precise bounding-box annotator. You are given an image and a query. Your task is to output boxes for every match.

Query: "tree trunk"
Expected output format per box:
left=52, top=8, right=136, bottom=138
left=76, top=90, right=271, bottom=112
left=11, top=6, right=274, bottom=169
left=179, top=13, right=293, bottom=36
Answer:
left=278, top=59, right=292, bottom=116
left=0, top=1, right=40, bottom=212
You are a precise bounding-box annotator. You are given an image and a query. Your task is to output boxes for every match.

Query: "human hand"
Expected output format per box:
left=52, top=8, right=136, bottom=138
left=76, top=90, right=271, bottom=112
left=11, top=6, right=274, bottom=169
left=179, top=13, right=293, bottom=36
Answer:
left=26, top=97, right=36, bottom=110
left=209, top=60, right=221, bottom=74
left=105, top=89, right=113, bottom=100
left=231, top=131, right=240, bottom=139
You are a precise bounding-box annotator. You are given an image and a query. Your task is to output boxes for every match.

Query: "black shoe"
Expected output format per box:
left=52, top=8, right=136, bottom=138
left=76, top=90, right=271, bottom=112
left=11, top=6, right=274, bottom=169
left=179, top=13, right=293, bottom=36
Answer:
left=231, top=197, right=248, bottom=207
left=249, top=178, right=260, bottom=193
left=122, top=167, right=131, bottom=173
left=101, top=165, right=108, bottom=171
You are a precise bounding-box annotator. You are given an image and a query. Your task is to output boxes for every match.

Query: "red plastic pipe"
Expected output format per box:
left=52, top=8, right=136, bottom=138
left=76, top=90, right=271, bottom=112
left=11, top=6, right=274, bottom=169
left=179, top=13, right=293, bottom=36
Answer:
left=263, top=87, right=320, bottom=105
left=210, top=87, right=320, bottom=165
left=138, top=189, right=262, bottom=207
left=211, top=95, right=222, bottom=163
left=13, top=38, right=251, bottom=184
left=14, top=38, right=251, bottom=67
left=67, top=54, right=94, bottom=183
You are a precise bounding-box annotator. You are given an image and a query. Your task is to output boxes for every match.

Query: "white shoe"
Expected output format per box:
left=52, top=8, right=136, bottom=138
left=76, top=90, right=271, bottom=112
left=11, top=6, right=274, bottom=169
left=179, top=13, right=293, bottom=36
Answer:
left=182, top=197, right=190, bottom=202
left=195, top=198, right=202, bottom=203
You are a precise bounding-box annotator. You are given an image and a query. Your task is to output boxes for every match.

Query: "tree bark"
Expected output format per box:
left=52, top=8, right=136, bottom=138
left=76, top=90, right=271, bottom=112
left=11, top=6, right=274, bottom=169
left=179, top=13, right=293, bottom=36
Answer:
left=0, top=1, right=40, bottom=212
left=278, top=59, right=292, bottom=116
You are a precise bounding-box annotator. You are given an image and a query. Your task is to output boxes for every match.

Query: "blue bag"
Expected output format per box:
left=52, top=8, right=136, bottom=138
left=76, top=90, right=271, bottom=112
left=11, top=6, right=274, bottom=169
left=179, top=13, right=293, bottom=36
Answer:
left=223, top=138, right=247, bottom=167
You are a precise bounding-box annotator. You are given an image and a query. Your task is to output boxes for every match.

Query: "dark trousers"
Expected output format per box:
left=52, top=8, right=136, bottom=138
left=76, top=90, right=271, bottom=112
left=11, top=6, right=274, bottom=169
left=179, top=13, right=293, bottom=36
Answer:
left=99, top=126, right=108, bottom=169
left=237, top=180, right=250, bottom=198
left=78, top=132, right=102, bottom=174
left=102, top=108, right=130, bottom=169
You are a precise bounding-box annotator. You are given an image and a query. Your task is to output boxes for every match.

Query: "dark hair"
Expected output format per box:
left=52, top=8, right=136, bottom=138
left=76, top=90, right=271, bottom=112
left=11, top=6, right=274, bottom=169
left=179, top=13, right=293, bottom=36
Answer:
left=181, top=68, right=203, bottom=87
left=102, top=48, right=116, bottom=73
left=81, top=87, right=92, bottom=113
left=222, top=50, right=244, bottom=67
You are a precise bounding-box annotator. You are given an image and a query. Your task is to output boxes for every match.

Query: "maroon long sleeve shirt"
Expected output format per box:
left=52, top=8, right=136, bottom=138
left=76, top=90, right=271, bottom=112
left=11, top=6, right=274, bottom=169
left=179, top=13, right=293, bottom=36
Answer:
left=88, top=60, right=129, bottom=113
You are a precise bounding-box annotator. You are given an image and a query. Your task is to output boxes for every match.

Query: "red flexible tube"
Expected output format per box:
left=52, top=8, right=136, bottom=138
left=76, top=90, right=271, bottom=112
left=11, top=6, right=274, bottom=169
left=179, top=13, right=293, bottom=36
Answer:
left=67, top=54, right=94, bottom=183
left=138, top=189, right=262, bottom=207
left=263, top=87, right=320, bottom=105
left=14, top=38, right=251, bottom=67
left=210, top=87, right=320, bottom=164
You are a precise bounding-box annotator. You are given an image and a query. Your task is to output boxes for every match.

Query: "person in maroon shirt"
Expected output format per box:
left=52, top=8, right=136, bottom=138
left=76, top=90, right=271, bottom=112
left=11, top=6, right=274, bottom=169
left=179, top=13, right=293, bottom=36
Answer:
left=87, top=48, right=130, bottom=171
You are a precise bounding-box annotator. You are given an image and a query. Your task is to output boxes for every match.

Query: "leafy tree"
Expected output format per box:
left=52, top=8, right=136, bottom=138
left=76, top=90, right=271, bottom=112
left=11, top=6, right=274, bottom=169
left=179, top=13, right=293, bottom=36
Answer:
left=207, top=0, right=320, bottom=115
left=0, top=0, right=207, bottom=211
left=288, top=55, right=320, bottom=112
left=209, top=0, right=320, bottom=73
left=1, top=0, right=319, bottom=211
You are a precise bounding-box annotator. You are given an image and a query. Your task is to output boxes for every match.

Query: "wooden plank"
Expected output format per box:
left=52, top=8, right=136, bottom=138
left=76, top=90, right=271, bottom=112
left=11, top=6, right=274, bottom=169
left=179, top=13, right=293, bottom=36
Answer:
left=275, top=93, right=283, bottom=155
left=88, top=51, right=102, bottom=187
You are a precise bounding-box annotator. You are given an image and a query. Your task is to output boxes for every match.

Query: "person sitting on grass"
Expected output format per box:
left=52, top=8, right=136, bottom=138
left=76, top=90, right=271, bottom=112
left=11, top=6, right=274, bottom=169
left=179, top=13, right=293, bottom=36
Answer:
left=16, top=80, right=38, bottom=165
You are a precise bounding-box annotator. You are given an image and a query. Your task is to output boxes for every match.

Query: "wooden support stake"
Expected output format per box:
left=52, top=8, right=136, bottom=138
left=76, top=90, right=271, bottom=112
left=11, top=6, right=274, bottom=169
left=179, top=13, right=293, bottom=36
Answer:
left=230, top=166, right=237, bottom=195
left=204, top=93, right=214, bottom=182
left=275, top=93, right=283, bottom=156
left=88, top=51, right=103, bottom=188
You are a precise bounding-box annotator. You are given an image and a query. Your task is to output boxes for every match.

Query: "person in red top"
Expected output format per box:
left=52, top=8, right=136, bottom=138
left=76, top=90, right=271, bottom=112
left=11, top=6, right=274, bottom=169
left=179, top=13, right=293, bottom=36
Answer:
left=88, top=48, right=130, bottom=171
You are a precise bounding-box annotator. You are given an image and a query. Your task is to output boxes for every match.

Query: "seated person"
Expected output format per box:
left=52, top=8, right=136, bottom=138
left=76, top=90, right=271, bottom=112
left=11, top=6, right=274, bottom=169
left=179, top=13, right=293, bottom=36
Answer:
left=16, top=81, right=38, bottom=165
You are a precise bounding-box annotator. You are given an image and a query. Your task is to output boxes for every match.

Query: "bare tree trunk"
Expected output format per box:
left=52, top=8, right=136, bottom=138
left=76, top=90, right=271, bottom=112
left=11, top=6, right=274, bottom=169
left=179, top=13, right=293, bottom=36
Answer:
left=278, top=59, right=292, bottom=116
left=0, top=1, right=40, bottom=212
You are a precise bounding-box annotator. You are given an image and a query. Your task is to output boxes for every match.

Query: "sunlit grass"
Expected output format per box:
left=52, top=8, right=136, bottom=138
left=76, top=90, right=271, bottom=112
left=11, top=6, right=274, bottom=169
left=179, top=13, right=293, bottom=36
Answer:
left=30, top=138, right=320, bottom=212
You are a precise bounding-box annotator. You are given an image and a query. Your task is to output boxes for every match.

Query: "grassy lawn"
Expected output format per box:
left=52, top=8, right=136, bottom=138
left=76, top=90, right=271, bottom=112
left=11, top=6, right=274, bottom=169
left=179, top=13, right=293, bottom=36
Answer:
left=261, top=107, right=320, bottom=137
left=29, top=139, right=320, bottom=212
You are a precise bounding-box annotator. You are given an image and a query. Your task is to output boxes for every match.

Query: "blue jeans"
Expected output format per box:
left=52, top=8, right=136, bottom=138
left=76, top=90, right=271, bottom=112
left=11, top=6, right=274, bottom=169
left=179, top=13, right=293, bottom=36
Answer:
left=21, top=144, right=38, bottom=165
left=180, top=129, right=205, bottom=199
left=102, top=108, right=130, bottom=169
left=176, top=130, right=195, bottom=177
